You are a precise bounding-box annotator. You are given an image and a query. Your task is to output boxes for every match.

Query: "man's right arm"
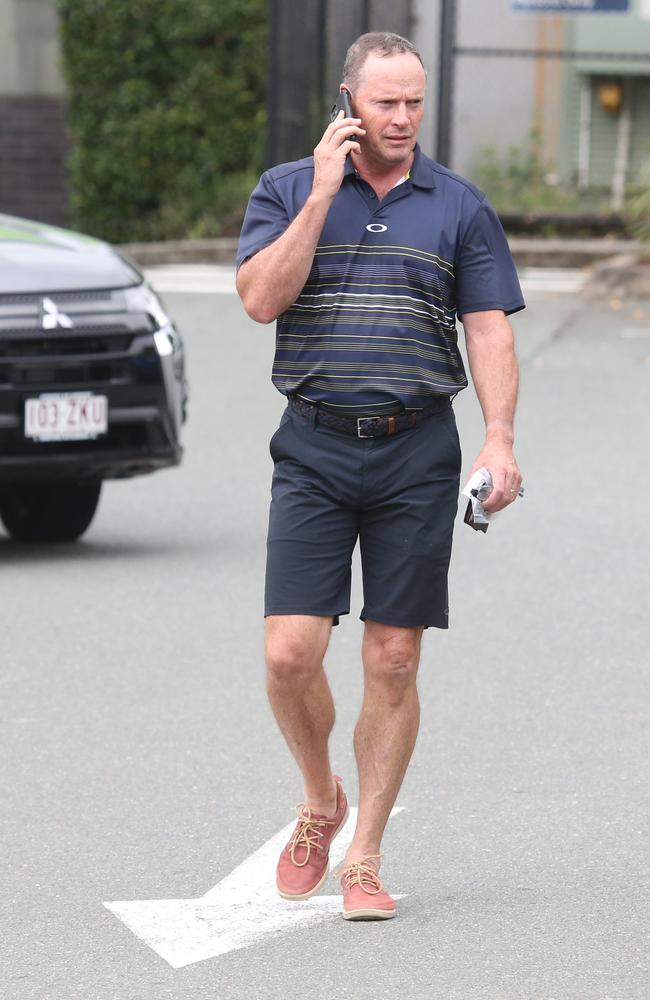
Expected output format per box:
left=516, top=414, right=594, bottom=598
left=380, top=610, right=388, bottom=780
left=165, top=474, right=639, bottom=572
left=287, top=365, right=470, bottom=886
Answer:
left=236, top=111, right=364, bottom=324
left=236, top=190, right=334, bottom=324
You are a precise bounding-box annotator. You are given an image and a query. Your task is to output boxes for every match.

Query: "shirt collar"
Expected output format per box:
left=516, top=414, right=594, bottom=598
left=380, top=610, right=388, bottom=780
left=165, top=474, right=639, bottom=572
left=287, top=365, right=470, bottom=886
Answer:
left=408, top=145, right=436, bottom=189
left=342, top=144, right=435, bottom=189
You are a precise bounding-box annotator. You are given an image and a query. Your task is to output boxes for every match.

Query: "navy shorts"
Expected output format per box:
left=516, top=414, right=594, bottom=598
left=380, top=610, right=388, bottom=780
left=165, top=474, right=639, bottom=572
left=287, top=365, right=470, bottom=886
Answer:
left=265, top=400, right=462, bottom=629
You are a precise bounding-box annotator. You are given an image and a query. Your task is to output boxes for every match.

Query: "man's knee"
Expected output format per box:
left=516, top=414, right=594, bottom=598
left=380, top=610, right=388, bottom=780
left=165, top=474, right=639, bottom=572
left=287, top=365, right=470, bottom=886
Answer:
left=362, top=622, right=422, bottom=694
left=265, top=615, right=332, bottom=685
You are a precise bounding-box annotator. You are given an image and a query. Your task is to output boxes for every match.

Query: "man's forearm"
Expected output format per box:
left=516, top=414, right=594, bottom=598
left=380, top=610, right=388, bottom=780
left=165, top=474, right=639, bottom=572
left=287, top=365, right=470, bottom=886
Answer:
left=237, top=108, right=365, bottom=323
left=236, top=191, right=333, bottom=324
left=464, top=312, right=519, bottom=442
left=462, top=310, right=522, bottom=512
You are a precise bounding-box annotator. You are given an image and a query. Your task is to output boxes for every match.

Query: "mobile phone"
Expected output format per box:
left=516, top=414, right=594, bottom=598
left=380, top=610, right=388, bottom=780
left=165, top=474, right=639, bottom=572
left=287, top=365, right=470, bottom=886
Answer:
left=340, top=89, right=360, bottom=152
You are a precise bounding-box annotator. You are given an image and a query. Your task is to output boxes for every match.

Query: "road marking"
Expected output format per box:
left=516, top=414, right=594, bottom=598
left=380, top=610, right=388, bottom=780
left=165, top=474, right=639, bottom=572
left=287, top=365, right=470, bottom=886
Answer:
left=620, top=328, right=650, bottom=339
left=518, top=267, right=588, bottom=295
left=144, top=265, right=236, bottom=295
left=104, top=806, right=405, bottom=968
left=143, top=264, right=589, bottom=298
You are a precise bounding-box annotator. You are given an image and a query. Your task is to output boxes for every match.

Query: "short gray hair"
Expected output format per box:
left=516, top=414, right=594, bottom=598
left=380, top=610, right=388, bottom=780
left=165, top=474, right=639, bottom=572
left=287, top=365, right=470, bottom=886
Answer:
left=342, top=32, right=425, bottom=92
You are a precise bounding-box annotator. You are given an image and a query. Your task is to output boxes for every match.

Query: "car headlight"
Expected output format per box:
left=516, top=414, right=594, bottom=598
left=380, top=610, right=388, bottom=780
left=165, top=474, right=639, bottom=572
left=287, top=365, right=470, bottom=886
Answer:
left=123, top=282, right=170, bottom=328
left=123, top=283, right=182, bottom=358
left=153, top=329, right=175, bottom=357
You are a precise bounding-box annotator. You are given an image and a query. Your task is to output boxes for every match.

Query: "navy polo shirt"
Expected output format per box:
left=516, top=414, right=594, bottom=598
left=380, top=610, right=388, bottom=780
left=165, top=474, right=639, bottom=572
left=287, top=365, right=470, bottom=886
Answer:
left=237, top=145, right=525, bottom=412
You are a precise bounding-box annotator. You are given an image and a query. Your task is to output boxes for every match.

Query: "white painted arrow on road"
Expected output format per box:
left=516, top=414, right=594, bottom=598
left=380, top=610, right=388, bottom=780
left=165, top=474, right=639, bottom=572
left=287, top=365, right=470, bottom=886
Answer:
left=104, top=807, right=406, bottom=968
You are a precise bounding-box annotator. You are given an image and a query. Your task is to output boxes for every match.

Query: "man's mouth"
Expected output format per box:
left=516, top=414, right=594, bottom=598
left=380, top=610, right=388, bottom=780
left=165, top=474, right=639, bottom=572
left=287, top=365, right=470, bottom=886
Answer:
left=385, top=135, right=410, bottom=143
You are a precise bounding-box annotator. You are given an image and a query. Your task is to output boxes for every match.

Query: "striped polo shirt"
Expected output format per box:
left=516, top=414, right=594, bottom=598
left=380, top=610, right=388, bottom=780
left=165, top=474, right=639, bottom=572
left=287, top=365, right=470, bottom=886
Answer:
left=237, top=145, right=524, bottom=413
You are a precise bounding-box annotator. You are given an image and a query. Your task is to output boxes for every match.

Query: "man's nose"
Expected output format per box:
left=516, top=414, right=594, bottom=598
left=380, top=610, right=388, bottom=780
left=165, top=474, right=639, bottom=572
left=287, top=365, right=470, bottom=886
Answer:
left=391, top=102, right=410, bottom=127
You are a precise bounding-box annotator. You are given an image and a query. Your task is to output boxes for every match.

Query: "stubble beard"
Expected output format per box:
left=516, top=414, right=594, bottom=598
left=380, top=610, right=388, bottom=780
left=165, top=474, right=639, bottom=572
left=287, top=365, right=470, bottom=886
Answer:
left=363, top=134, right=415, bottom=172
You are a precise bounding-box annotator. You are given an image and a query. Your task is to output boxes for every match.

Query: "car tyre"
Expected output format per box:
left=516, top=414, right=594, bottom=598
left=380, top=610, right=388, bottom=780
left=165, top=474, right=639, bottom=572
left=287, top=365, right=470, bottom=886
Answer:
left=0, top=481, right=102, bottom=543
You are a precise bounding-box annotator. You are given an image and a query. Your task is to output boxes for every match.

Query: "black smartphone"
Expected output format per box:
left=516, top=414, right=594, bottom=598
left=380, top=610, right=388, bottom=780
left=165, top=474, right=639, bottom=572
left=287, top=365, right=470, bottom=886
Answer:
left=341, top=88, right=354, bottom=121
left=340, top=89, right=360, bottom=153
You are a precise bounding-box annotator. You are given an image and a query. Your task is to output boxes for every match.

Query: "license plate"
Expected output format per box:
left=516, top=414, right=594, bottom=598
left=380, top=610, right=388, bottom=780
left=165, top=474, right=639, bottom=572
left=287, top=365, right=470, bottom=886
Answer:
left=24, top=392, right=108, bottom=441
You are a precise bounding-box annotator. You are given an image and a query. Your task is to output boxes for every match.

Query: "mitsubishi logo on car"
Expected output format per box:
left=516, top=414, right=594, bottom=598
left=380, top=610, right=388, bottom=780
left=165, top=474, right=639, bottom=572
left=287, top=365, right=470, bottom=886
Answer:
left=41, top=297, right=74, bottom=330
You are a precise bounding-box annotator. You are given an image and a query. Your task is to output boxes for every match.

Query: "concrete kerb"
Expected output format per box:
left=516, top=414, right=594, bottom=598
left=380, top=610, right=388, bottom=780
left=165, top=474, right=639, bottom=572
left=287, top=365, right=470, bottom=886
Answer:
left=116, top=235, right=650, bottom=298
left=117, top=238, right=239, bottom=267
left=508, top=237, right=643, bottom=269
left=587, top=250, right=650, bottom=299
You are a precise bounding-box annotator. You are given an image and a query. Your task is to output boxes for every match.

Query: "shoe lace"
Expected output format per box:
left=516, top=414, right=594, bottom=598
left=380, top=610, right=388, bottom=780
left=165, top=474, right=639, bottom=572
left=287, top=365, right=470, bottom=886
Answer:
left=337, top=855, right=384, bottom=894
left=288, top=805, right=336, bottom=867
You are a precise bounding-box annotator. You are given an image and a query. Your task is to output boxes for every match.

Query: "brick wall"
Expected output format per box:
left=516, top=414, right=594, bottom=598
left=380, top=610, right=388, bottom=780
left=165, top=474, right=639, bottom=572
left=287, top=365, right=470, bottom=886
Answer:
left=0, top=96, right=71, bottom=228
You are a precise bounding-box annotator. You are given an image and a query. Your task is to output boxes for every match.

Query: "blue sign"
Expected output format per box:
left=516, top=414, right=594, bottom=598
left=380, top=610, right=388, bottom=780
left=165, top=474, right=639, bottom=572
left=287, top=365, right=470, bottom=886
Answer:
left=512, top=1, right=629, bottom=11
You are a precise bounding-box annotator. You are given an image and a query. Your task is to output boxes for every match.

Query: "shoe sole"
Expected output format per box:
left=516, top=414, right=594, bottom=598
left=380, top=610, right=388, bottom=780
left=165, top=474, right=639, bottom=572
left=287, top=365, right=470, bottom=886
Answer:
left=342, top=907, right=396, bottom=920
left=276, top=800, right=350, bottom=901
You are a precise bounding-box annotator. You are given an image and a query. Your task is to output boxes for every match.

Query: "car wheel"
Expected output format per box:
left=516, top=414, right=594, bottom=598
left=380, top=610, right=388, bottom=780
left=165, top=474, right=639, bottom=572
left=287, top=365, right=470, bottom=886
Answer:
left=0, top=481, right=102, bottom=543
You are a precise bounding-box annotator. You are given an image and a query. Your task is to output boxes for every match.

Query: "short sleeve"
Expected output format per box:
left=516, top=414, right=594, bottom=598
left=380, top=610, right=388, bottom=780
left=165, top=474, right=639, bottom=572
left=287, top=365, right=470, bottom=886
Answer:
left=236, top=171, right=291, bottom=269
left=455, top=198, right=525, bottom=319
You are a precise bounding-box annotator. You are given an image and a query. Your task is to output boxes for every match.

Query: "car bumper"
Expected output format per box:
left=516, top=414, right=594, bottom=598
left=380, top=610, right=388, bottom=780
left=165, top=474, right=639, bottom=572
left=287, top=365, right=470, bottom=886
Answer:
left=0, top=402, right=182, bottom=482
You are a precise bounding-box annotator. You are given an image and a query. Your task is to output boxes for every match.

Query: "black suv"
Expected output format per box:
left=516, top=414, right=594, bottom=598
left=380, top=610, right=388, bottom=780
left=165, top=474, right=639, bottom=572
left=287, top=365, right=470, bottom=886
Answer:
left=0, top=213, right=187, bottom=542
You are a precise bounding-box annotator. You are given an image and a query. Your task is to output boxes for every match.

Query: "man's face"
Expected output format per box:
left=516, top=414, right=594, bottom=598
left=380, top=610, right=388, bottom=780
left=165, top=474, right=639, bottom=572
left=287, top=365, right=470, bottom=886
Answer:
left=346, top=52, right=426, bottom=169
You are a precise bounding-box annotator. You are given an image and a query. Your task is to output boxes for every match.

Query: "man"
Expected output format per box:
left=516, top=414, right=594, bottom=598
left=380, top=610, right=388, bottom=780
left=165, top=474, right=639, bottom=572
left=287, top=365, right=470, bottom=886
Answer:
left=236, top=32, right=524, bottom=920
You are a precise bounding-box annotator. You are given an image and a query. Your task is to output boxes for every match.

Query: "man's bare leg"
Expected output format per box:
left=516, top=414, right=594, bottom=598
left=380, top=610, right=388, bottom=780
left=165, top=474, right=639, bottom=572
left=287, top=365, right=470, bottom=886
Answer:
left=265, top=614, right=339, bottom=815
left=344, top=621, right=423, bottom=865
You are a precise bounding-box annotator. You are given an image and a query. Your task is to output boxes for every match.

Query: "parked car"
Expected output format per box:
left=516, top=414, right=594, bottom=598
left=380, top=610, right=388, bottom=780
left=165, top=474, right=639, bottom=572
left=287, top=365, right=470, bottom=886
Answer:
left=0, top=213, right=187, bottom=542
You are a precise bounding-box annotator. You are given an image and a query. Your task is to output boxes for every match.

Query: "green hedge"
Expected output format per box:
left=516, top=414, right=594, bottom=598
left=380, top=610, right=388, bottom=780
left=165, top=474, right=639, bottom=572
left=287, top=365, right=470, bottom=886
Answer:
left=57, top=0, right=267, bottom=242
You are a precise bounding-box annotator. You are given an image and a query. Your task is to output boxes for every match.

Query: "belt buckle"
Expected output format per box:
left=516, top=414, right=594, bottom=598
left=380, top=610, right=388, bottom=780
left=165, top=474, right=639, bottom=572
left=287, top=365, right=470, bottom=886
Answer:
left=357, top=416, right=383, bottom=438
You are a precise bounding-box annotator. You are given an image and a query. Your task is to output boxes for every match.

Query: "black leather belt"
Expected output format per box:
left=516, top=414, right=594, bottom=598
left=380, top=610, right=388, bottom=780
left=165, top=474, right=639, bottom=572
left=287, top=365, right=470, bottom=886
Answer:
left=288, top=395, right=451, bottom=439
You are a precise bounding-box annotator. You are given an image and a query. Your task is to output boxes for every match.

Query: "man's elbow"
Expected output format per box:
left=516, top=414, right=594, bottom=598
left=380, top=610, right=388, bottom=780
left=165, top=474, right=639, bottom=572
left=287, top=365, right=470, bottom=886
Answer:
left=463, top=311, right=514, bottom=347
left=236, top=269, right=278, bottom=324
left=239, top=294, right=278, bottom=325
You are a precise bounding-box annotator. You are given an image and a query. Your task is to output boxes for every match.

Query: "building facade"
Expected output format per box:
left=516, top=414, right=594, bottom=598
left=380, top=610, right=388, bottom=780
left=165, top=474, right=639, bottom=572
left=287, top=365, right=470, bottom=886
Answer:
left=413, top=0, right=650, bottom=207
left=561, top=4, right=650, bottom=204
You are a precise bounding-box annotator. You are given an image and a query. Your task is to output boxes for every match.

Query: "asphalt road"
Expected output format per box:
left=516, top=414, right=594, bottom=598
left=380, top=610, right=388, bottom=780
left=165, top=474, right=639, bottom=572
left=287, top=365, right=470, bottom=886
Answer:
left=2, top=278, right=649, bottom=999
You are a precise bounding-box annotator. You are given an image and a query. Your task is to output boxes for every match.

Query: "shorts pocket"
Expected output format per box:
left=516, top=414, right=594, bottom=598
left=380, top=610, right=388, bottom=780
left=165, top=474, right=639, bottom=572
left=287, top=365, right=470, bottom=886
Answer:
left=269, top=407, right=292, bottom=459
left=433, top=408, right=462, bottom=468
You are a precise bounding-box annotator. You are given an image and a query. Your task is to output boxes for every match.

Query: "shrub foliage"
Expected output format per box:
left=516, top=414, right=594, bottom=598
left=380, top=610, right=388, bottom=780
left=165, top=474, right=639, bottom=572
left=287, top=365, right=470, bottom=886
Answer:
left=57, top=0, right=267, bottom=242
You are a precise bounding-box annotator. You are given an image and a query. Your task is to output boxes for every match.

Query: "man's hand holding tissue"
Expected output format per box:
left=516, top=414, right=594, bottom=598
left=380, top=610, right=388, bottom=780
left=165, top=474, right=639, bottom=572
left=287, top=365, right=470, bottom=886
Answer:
left=469, top=437, right=523, bottom=513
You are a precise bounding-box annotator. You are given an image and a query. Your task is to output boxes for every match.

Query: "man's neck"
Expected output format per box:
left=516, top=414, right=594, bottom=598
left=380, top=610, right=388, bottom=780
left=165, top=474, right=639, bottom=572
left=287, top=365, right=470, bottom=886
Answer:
left=352, top=150, right=415, bottom=201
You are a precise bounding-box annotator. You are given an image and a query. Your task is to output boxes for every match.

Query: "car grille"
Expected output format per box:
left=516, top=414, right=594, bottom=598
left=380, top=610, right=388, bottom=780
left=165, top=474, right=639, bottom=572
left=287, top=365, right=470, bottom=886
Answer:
left=0, top=334, right=133, bottom=357
left=0, top=290, right=158, bottom=392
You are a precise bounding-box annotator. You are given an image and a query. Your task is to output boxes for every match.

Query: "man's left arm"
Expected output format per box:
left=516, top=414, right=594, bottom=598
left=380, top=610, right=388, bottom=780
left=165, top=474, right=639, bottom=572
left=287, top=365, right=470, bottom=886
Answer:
left=462, top=309, right=523, bottom=514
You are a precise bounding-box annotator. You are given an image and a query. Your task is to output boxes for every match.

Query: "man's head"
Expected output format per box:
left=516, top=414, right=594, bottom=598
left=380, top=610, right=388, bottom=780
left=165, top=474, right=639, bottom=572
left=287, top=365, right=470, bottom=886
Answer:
left=341, top=32, right=426, bottom=170
left=342, top=32, right=425, bottom=92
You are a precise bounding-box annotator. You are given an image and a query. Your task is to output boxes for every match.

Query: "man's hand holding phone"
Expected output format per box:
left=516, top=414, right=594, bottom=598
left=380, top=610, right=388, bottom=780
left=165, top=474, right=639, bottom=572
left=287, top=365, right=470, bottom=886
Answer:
left=312, top=92, right=364, bottom=202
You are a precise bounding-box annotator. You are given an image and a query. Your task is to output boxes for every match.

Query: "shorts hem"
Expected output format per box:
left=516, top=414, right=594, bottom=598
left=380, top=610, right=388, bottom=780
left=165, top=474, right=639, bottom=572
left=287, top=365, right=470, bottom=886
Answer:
left=360, top=609, right=449, bottom=630
left=264, top=607, right=350, bottom=620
